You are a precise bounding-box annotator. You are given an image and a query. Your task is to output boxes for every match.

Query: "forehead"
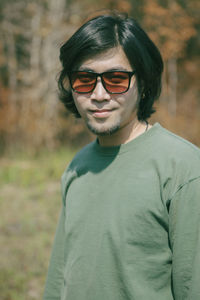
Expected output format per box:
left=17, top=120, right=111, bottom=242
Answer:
left=75, top=47, right=132, bottom=72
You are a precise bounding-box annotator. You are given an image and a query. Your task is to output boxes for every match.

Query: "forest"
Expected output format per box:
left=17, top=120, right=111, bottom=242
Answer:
left=0, top=0, right=199, bottom=153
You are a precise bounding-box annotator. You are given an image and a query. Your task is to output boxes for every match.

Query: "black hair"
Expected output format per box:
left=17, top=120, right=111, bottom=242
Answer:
left=58, top=12, right=164, bottom=121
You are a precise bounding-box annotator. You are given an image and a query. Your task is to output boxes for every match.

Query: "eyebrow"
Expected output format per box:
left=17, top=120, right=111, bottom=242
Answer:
left=77, top=66, right=132, bottom=72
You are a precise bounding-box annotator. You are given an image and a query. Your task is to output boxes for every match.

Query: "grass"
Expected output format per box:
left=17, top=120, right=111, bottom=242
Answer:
left=0, top=147, right=77, bottom=300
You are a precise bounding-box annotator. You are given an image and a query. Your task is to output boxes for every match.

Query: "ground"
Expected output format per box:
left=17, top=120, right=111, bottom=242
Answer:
left=0, top=148, right=76, bottom=300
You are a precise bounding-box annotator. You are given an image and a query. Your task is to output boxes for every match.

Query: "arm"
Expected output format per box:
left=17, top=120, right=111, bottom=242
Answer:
left=169, top=177, right=200, bottom=299
left=43, top=206, right=65, bottom=300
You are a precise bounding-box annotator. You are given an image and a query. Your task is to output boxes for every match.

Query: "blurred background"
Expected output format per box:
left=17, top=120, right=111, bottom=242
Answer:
left=0, top=0, right=199, bottom=299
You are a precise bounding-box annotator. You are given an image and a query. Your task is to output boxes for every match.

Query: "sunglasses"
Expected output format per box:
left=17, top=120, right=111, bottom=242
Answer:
left=69, top=70, right=135, bottom=94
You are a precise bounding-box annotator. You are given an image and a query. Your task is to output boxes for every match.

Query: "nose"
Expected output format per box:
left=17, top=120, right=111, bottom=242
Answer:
left=90, top=78, right=111, bottom=101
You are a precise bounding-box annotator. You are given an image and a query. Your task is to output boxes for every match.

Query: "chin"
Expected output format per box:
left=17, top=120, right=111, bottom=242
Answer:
left=87, top=122, right=120, bottom=136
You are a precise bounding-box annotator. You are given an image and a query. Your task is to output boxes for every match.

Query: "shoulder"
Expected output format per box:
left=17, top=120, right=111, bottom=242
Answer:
left=152, top=123, right=200, bottom=162
left=68, top=140, right=97, bottom=169
left=150, top=124, right=200, bottom=197
left=61, top=140, right=97, bottom=179
left=60, top=140, right=96, bottom=202
left=146, top=123, right=200, bottom=201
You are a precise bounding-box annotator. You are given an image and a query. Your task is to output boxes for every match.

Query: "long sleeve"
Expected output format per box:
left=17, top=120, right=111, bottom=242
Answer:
left=43, top=206, right=65, bottom=300
left=169, top=177, right=200, bottom=299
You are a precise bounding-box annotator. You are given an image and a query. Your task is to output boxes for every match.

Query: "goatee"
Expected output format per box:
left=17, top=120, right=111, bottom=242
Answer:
left=87, top=122, right=120, bottom=136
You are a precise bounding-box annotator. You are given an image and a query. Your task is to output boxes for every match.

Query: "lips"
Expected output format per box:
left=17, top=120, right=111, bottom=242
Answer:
left=90, top=108, right=115, bottom=118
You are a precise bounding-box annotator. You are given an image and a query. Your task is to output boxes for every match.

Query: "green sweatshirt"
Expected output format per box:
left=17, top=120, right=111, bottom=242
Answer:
left=43, top=123, right=200, bottom=300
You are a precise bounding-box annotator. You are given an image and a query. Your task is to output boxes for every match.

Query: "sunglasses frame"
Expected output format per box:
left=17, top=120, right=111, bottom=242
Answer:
left=69, top=70, right=136, bottom=94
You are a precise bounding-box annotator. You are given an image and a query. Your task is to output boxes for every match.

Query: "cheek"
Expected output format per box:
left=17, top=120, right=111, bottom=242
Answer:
left=72, top=94, right=86, bottom=115
left=126, top=86, right=139, bottom=109
left=129, top=78, right=139, bottom=99
left=117, top=87, right=138, bottom=110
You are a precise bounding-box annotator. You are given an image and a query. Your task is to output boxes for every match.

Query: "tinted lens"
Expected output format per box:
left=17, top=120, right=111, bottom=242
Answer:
left=70, top=72, right=96, bottom=93
left=102, top=72, right=130, bottom=93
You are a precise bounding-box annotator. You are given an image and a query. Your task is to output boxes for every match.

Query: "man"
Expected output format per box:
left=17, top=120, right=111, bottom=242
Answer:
left=43, top=12, right=200, bottom=300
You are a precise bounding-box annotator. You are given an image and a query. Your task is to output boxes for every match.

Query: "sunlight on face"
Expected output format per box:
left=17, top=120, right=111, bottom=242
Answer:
left=72, top=47, right=139, bottom=139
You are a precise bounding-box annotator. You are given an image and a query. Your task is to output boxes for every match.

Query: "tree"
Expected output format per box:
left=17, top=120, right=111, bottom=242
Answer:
left=142, top=0, right=196, bottom=115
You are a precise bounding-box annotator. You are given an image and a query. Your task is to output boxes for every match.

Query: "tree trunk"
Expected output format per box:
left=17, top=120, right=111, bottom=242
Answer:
left=167, top=57, right=177, bottom=116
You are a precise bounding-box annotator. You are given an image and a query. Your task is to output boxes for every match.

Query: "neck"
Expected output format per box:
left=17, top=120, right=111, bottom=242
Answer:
left=97, top=119, right=149, bottom=147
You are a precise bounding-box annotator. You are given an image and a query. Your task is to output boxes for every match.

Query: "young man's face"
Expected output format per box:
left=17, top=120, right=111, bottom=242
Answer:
left=71, top=47, right=139, bottom=144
